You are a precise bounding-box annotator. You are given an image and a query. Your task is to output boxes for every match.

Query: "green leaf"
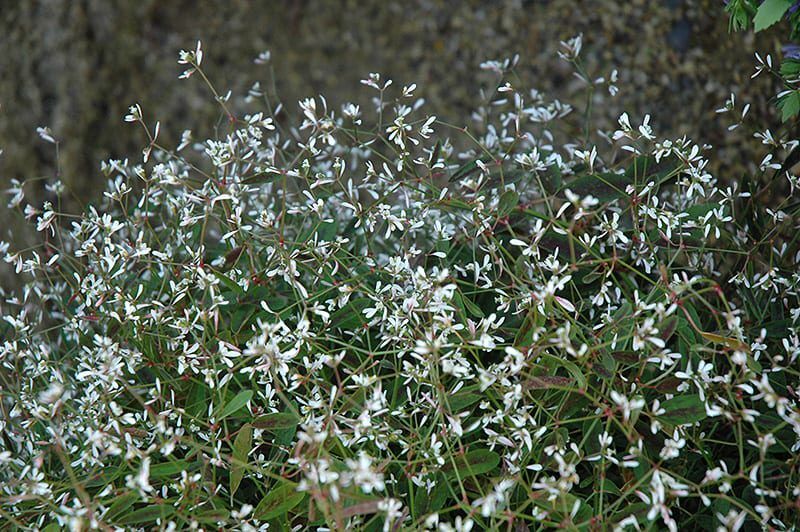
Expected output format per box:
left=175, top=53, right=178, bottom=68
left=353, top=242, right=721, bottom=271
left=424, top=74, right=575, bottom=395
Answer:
left=118, top=504, right=176, bottom=525
left=497, top=189, right=519, bottom=216
left=150, top=460, right=199, bottom=479
left=252, top=412, right=300, bottom=432
left=539, top=164, right=563, bottom=195
left=218, top=390, right=253, bottom=421
left=104, top=491, right=140, bottom=522
left=448, top=159, right=483, bottom=182
left=195, top=507, right=231, bottom=523
left=563, top=172, right=628, bottom=202
left=660, top=394, right=707, bottom=425
left=453, top=291, right=484, bottom=318
left=778, top=90, right=800, bottom=122
left=659, top=316, right=680, bottom=342
left=446, top=389, right=483, bottom=413
left=699, top=331, right=750, bottom=352
left=254, top=481, right=305, bottom=520
left=595, top=351, right=617, bottom=380
left=753, top=0, right=791, bottom=31
left=329, top=298, right=371, bottom=330
left=215, top=270, right=244, bottom=294
left=316, top=220, right=338, bottom=242
left=429, top=140, right=442, bottom=166
left=230, top=423, right=252, bottom=496
left=186, top=381, right=208, bottom=418
left=781, top=59, right=800, bottom=78
left=540, top=353, right=587, bottom=389
left=441, top=449, right=500, bottom=479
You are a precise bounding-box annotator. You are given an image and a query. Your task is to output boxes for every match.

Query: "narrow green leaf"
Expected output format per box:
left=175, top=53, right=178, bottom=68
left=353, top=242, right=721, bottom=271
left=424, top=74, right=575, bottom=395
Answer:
left=254, top=481, right=305, bottom=520
left=104, top=491, right=140, bottom=522
left=448, top=159, right=482, bottom=182
left=699, top=331, right=750, bottom=352
left=218, top=390, right=253, bottom=421
left=441, top=449, right=500, bottom=479
left=230, top=423, right=253, bottom=496
left=195, top=507, right=231, bottom=523
left=150, top=460, right=200, bottom=479
left=447, top=390, right=482, bottom=413
left=563, top=171, right=629, bottom=202
left=252, top=412, right=300, bottom=432
left=540, top=164, right=563, bottom=195
left=497, top=189, right=519, bottom=216
left=660, top=394, right=707, bottom=425
left=453, top=291, right=484, bottom=318
left=540, top=353, right=587, bottom=389
left=429, top=140, right=442, bottom=166
left=118, top=504, right=175, bottom=525
left=186, top=380, right=208, bottom=418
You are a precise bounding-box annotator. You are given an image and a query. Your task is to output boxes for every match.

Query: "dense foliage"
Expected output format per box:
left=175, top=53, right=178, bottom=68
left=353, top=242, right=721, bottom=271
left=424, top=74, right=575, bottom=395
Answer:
left=1, top=37, right=799, bottom=530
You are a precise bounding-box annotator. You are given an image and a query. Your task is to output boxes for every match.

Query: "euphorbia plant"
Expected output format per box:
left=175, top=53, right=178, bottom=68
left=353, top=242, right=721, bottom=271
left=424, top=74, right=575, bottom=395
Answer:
left=1, top=37, right=799, bottom=530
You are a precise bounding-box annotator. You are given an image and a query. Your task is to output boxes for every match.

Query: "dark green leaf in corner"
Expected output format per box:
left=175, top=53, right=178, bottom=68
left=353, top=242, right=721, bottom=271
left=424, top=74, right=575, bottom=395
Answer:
left=753, top=0, right=791, bottom=32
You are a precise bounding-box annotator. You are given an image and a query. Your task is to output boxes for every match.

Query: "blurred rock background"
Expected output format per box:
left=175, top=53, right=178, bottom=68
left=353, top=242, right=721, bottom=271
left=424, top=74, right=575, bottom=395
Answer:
left=0, top=0, right=784, bottom=287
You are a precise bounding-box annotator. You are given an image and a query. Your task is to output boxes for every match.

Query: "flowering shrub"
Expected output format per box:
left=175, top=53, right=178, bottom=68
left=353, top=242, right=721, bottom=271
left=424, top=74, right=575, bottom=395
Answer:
left=2, top=38, right=800, bottom=530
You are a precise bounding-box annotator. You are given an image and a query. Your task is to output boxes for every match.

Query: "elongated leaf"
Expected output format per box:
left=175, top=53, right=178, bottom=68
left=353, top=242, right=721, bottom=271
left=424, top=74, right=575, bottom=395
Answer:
left=540, top=353, right=587, bottom=389
left=105, top=491, right=140, bottom=522
left=218, top=390, right=253, bottom=421
left=659, top=316, right=680, bottom=342
left=449, top=159, right=483, bottom=182
left=497, top=189, right=519, bottom=216
left=186, top=380, right=208, bottom=418
left=150, top=460, right=199, bottom=479
left=539, top=164, right=562, bottom=195
left=254, top=481, right=305, bottom=520
left=447, top=390, right=482, bottom=413
left=441, top=449, right=500, bottom=479
left=660, top=394, right=707, bottom=425
left=216, top=270, right=244, bottom=294
left=453, top=291, right=484, bottom=318
left=230, top=423, right=252, bottom=496
left=252, top=412, right=300, bottom=432
left=195, top=508, right=231, bottom=523
left=118, top=504, right=175, bottom=525
left=523, top=375, right=575, bottom=389
left=700, top=331, right=750, bottom=352
left=429, top=140, right=442, bottom=166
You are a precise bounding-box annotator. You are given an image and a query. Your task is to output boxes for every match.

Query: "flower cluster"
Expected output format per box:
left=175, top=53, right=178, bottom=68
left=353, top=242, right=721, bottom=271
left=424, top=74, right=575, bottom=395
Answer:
left=1, top=39, right=799, bottom=530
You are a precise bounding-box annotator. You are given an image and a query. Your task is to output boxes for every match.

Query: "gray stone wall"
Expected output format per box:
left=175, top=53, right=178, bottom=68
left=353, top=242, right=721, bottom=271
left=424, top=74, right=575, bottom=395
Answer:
left=0, top=0, right=780, bottom=288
